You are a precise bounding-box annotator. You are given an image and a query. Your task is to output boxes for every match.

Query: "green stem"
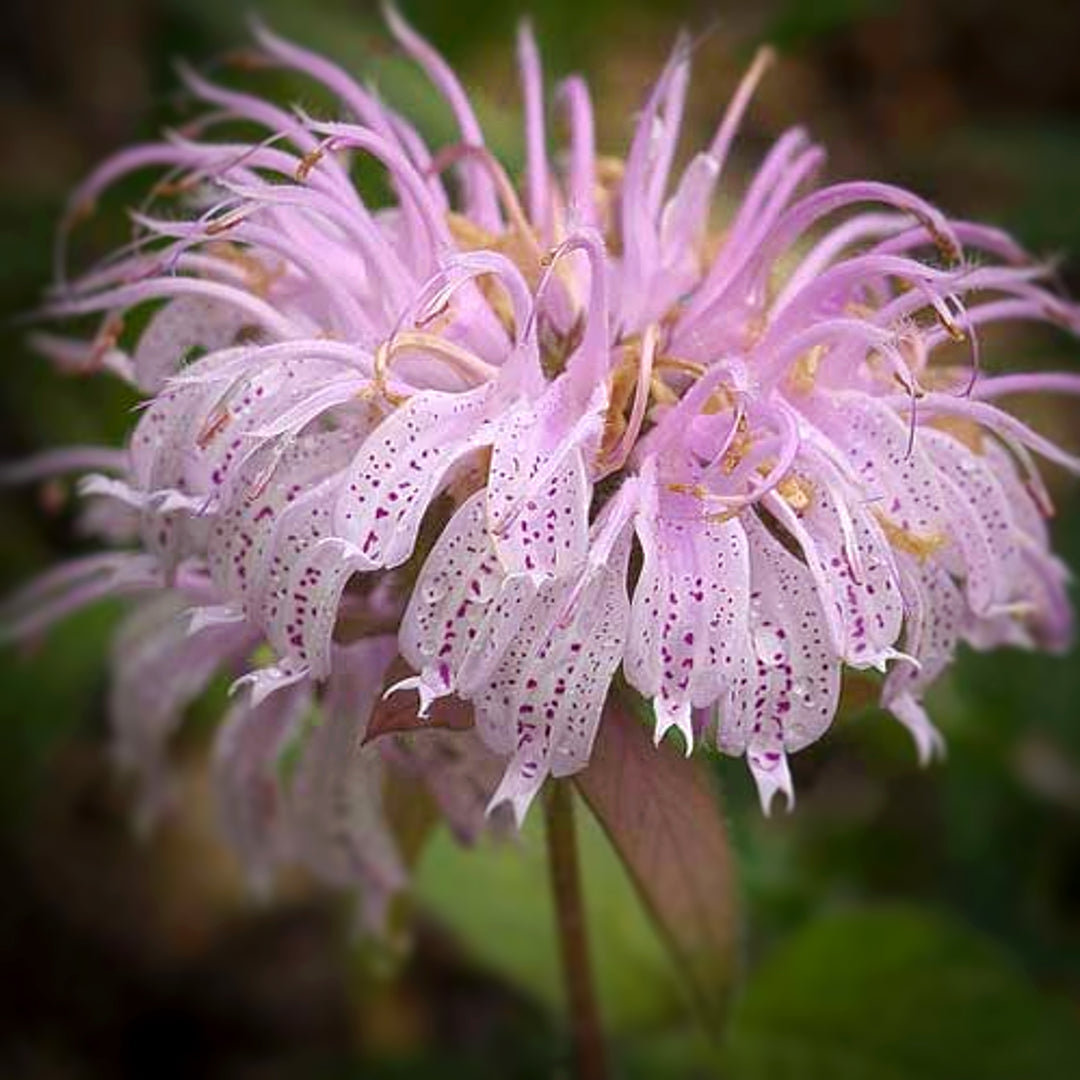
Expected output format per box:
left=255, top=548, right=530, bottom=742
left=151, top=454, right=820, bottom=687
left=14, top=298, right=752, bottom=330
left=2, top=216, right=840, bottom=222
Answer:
left=544, top=780, right=610, bottom=1080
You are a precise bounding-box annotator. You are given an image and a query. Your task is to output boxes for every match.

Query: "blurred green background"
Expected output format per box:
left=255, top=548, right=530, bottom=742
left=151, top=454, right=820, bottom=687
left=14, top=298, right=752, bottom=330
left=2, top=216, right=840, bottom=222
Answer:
left=2, top=0, right=1080, bottom=1076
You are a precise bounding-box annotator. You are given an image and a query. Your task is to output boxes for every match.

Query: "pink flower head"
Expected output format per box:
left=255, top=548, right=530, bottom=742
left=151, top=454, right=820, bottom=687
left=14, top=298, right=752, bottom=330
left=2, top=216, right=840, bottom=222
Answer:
left=6, top=7, right=1080, bottom=874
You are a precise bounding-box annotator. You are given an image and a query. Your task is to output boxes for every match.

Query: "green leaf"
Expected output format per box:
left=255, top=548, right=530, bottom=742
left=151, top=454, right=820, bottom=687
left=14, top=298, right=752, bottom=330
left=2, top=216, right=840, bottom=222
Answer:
left=575, top=698, right=740, bottom=1029
left=725, top=907, right=1080, bottom=1079
left=0, top=600, right=121, bottom=825
left=764, top=0, right=896, bottom=51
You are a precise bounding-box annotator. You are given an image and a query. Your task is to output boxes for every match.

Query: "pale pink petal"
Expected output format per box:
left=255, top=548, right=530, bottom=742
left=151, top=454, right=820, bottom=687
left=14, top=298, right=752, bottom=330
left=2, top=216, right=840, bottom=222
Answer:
left=109, top=591, right=256, bottom=831
left=881, top=558, right=965, bottom=761
left=213, top=680, right=314, bottom=893
left=133, top=295, right=254, bottom=392
left=767, top=464, right=904, bottom=670
left=725, top=515, right=842, bottom=812
left=397, top=490, right=534, bottom=713
left=334, top=386, right=495, bottom=567
left=483, top=504, right=633, bottom=822
left=922, top=428, right=1027, bottom=613
left=0, top=553, right=162, bottom=644
left=626, top=464, right=753, bottom=753
left=209, top=430, right=356, bottom=618
left=288, top=636, right=406, bottom=929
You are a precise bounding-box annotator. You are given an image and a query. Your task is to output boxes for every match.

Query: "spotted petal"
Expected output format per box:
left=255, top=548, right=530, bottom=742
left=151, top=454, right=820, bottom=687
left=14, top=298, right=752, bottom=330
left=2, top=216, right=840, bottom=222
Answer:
left=334, top=386, right=499, bottom=567
left=767, top=458, right=904, bottom=670
left=921, top=428, right=1025, bottom=615
left=208, top=431, right=355, bottom=618
left=397, top=489, right=535, bottom=713
left=810, top=392, right=953, bottom=547
left=626, top=468, right=752, bottom=752
left=485, top=379, right=603, bottom=579
left=723, top=514, right=842, bottom=812
left=481, top=510, right=633, bottom=823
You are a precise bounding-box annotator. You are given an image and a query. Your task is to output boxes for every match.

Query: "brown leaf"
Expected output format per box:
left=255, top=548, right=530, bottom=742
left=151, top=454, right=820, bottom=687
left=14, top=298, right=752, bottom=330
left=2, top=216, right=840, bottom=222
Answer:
left=364, top=657, right=475, bottom=744
left=574, top=695, right=740, bottom=1027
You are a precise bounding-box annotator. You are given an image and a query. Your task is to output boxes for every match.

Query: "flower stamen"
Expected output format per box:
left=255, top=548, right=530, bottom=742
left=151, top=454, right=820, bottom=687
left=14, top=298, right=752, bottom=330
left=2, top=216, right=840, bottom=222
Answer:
left=375, top=331, right=497, bottom=388
left=601, top=323, right=658, bottom=474
left=873, top=512, right=948, bottom=559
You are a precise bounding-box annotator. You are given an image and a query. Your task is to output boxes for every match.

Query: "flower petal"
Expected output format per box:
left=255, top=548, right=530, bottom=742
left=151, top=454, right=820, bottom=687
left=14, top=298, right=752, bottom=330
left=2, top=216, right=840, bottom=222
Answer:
left=212, top=678, right=314, bottom=893
left=881, top=557, right=965, bottom=761
left=0, top=552, right=162, bottom=643
left=485, top=383, right=602, bottom=579
left=922, top=428, right=1026, bottom=614
left=626, top=475, right=753, bottom=753
left=481, top=512, right=633, bottom=822
left=134, top=295, right=253, bottom=392
left=724, top=514, right=842, bottom=812
left=288, top=636, right=407, bottom=928
left=397, top=489, right=535, bottom=712
left=767, top=463, right=904, bottom=670
left=209, top=430, right=355, bottom=618
left=334, top=386, right=494, bottom=567
left=810, top=392, right=952, bottom=546
left=110, top=591, right=256, bottom=830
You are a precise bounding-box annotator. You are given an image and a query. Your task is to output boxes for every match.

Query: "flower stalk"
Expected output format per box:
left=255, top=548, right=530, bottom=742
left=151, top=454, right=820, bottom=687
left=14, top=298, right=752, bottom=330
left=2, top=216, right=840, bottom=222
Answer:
left=545, top=780, right=610, bottom=1080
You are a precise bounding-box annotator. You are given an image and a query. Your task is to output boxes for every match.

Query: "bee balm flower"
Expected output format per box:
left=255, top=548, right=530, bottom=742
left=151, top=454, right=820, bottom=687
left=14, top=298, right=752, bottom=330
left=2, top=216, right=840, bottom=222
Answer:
left=5, top=6, right=1080, bottom=876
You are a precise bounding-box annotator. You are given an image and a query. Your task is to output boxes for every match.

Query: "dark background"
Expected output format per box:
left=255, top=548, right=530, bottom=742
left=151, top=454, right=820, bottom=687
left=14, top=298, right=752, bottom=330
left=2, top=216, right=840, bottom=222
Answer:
left=2, top=1, right=1080, bottom=1076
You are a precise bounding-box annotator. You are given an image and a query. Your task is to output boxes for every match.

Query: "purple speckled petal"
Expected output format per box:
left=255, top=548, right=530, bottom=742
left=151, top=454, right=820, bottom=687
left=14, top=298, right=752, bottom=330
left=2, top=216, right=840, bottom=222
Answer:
left=626, top=461, right=752, bottom=753
left=767, top=460, right=903, bottom=670
left=727, top=514, right=842, bottom=813
left=333, top=387, right=487, bottom=565
left=397, top=489, right=538, bottom=713
left=482, top=505, right=633, bottom=823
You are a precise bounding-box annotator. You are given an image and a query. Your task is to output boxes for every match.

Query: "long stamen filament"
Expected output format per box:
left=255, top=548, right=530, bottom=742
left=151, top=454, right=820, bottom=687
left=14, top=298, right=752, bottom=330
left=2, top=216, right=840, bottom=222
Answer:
left=429, top=143, right=545, bottom=262
left=602, top=323, right=658, bottom=475
left=374, top=331, right=498, bottom=387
